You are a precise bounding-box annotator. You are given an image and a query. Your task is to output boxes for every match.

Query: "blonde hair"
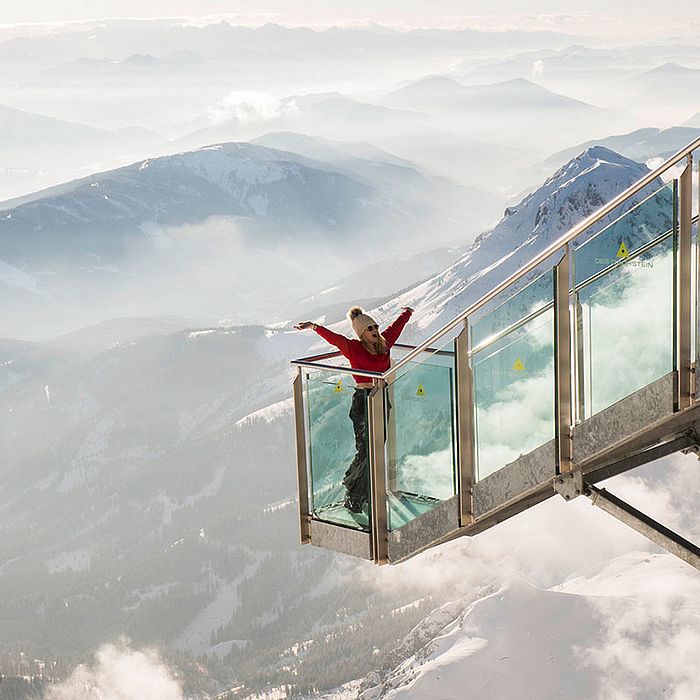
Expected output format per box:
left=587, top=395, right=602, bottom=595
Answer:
left=361, top=332, right=388, bottom=355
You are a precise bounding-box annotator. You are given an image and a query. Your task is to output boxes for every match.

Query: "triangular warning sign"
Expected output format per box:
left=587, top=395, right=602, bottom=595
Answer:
left=334, top=379, right=344, bottom=394
left=513, top=358, right=525, bottom=371
left=616, top=241, right=629, bottom=259
left=416, top=384, right=426, bottom=396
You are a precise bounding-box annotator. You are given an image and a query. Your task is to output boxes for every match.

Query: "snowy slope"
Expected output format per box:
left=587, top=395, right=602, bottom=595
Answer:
left=353, top=552, right=700, bottom=700
left=363, top=147, right=666, bottom=341
left=316, top=445, right=700, bottom=700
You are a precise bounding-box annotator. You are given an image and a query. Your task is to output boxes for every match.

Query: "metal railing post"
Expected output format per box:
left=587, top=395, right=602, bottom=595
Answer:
left=573, top=291, right=586, bottom=423
left=455, top=323, right=475, bottom=526
left=368, top=380, right=389, bottom=564
left=293, top=368, right=311, bottom=544
left=555, top=246, right=573, bottom=473
left=678, top=157, right=693, bottom=410
left=385, top=373, right=398, bottom=493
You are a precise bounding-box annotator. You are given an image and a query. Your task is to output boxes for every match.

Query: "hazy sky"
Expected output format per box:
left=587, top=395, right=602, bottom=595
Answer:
left=2, top=0, right=699, bottom=40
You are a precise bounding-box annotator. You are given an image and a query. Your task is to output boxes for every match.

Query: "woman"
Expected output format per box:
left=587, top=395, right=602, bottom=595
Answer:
left=295, top=305, right=414, bottom=512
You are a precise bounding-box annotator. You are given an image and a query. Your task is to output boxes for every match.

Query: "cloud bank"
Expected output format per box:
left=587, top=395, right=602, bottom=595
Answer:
left=45, top=639, right=183, bottom=700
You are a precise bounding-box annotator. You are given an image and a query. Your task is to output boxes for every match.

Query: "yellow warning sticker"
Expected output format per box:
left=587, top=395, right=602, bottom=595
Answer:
left=416, top=384, right=426, bottom=396
left=334, top=379, right=344, bottom=394
left=513, top=358, right=526, bottom=371
left=616, top=241, right=629, bottom=259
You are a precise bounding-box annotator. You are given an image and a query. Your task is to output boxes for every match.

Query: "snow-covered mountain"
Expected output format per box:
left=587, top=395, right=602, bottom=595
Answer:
left=347, top=542, right=700, bottom=700
left=250, top=131, right=501, bottom=230
left=352, top=146, right=665, bottom=342
left=1, top=140, right=493, bottom=340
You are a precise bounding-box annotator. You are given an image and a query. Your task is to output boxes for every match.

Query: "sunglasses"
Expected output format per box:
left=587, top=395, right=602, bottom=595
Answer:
left=366, top=325, right=379, bottom=332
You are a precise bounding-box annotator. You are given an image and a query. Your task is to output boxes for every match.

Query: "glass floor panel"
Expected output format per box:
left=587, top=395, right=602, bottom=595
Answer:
left=313, top=502, right=370, bottom=530
left=388, top=492, right=441, bottom=529
left=313, top=492, right=439, bottom=532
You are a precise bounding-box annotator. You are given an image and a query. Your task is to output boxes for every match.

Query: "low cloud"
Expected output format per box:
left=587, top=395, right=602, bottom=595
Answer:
left=206, top=91, right=298, bottom=125
left=576, top=545, right=700, bottom=700
left=45, top=639, right=182, bottom=700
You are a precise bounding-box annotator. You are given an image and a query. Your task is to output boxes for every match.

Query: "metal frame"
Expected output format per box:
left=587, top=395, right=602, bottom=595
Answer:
left=678, top=157, right=693, bottom=410
left=554, top=246, right=573, bottom=473
left=367, top=381, right=388, bottom=565
left=292, top=369, right=311, bottom=544
left=455, top=323, right=475, bottom=525
left=573, top=291, right=586, bottom=423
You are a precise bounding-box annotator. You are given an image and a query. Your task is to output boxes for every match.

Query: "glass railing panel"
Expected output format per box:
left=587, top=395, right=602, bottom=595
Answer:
left=471, top=275, right=556, bottom=481
left=470, top=267, right=555, bottom=349
left=573, top=182, right=675, bottom=287
left=575, top=232, right=675, bottom=418
left=384, top=341, right=457, bottom=531
left=305, top=369, right=371, bottom=531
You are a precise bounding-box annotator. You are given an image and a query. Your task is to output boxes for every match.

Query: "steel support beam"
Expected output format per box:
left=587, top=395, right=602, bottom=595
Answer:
left=586, top=484, right=700, bottom=571
left=555, top=246, right=573, bottom=473
left=585, top=434, right=697, bottom=485
left=678, top=158, right=693, bottom=410
left=293, top=369, right=311, bottom=544
left=455, top=324, right=475, bottom=526
left=368, top=381, right=389, bottom=565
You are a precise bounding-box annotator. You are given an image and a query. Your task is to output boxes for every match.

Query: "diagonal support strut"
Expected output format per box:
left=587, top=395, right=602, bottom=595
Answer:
left=586, top=484, right=700, bottom=571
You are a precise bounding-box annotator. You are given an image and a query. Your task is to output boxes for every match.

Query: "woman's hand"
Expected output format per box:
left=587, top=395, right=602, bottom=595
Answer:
left=294, top=321, right=316, bottom=331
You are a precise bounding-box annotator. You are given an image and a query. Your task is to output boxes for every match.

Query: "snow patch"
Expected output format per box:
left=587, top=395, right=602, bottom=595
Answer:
left=47, top=549, right=91, bottom=574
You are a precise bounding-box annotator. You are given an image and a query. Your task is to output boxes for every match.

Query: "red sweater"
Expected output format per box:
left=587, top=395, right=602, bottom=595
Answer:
left=314, top=309, right=413, bottom=384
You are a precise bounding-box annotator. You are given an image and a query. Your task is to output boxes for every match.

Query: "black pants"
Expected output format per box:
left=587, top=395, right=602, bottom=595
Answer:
left=343, top=388, right=370, bottom=508
left=343, top=388, right=391, bottom=509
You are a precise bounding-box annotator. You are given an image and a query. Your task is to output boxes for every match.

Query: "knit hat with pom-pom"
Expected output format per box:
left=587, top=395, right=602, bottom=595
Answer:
left=348, top=306, right=378, bottom=339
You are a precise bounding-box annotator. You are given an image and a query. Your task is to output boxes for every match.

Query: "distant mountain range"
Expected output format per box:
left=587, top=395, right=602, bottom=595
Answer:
left=380, top=75, right=624, bottom=152
left=542, top=126, right=700, bottom=172
left=0, top=21, right=584, bottom=66
left=0, top=103, right=166, bottom=201
left=172, top=95, right=529, bottom=189
left=384, top=75, right=597, bottom=113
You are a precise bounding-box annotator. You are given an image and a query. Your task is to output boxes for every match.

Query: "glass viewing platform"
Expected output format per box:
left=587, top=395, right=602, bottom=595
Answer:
left=291, top=137, right=700, bottom=565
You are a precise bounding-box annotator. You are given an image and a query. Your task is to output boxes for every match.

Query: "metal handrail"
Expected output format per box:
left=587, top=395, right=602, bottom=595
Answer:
left=292, top=136, right=700, bottom=380
left=292, top=343, right=453, bottom=379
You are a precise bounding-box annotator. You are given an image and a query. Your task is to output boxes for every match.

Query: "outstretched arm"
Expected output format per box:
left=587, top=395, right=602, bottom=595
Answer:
left=382, top=306, right=413, bottom=347
left=294, top=320, right=351, bottom=355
